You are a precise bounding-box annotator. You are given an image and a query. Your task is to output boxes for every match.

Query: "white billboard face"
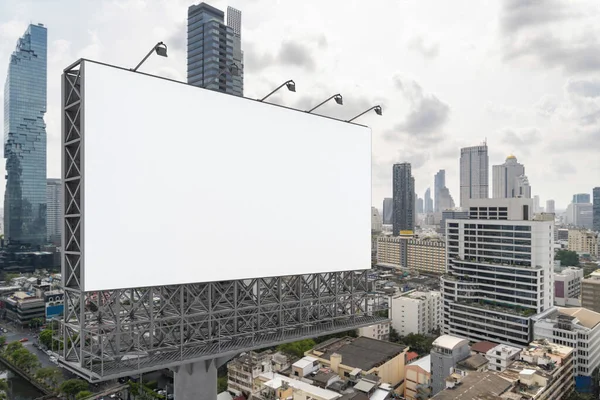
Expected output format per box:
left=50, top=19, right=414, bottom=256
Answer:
left=81, top=61, right=371, bottom=291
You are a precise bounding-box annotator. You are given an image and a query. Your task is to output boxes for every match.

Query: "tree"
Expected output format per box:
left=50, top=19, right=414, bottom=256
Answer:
left=0, top=379, right=7, bottom=400
left=0, top=336, right=6, bottom=347
left=4, top=273, right=19, bottom=283
left=400, top=333, right=435, bottom=355
left=217, top=376, right=228, bottom=393
left=5, top=341, right=23, bottom=355
left=277, top=339, right=316, bottom=358
left=388, top=327, right=401, bottom=343
left=75, top=391, right=93, bottom=400
left=11, top=347, right=40, bottom=371
left=556, top=250, right=579, bottom=267
left=29, top=318, right=44, bottom=328
left=36, top=367, right=62, bottom=387
left=39, top=329, right=53, bottom=349
left=60, top=379, right=89, bottom=400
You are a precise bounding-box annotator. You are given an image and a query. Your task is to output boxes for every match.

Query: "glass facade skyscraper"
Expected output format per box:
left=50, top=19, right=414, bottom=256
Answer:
left=187, top=2, right=243, bottom=96
left=392, top=162, right=415, bottom=235
left=3, top=24, right=47, bottom=245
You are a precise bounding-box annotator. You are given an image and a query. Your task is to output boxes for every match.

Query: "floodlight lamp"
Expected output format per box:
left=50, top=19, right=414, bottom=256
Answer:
left=155, top=42, right=168, bottom=57
left=334, top=94, right=343, bottom=105
left=375, top=105, right=383, bottom=115
left=286, top=80, right=296, bottom=92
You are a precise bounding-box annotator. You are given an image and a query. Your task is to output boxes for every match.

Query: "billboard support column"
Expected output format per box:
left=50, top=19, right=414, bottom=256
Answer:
left=172, top=357, right=230, bottom=400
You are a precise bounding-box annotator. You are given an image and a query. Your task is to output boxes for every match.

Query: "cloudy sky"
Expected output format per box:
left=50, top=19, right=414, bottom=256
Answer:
left=0, top=0, right=599, bottom=210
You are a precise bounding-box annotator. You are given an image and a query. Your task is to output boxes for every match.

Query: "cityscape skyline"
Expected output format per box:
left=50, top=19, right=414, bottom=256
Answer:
left=0, top=0, right=598, bottom=210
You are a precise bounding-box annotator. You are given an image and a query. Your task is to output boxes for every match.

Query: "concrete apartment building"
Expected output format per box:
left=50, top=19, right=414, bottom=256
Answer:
left=404, top=355, right=431, bottom=400
left=554, top=267, right=583, bottom=307
left=391, top=291, right=442, bottom=336
left=358, top=321, right=391, bottom=341
left=442, top=198, right=554, bottom=347
left=533, top=307, right=600, bottom=378
left=406, top=238, right=446, bottom=275
left=568, top=229, right=599, bottom=256
left=430, top=335, right=471, bottom=396
left=485, top=344, right=521, bottom=372
left=582, top=273, right=600, bottom=313
left=376, top=235, right=408, bottom=268
left=304, top=336, right=408, bottom=390
left=227, top=350, right=290, bottom=396
left=2, top=291, right=45, bottom=325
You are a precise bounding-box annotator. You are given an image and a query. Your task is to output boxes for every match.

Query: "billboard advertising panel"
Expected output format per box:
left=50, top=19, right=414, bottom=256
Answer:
left=81, top=61, right=371, bottom=291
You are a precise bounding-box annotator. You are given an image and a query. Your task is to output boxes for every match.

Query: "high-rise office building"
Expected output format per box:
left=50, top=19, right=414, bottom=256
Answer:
left=392, top=162, right=414, bottom=235
left=492, top=155, right=531, bottom=199
left=434, top=170, right=445, bottom=212
left=424, top=188, right=433, bottom=214
left=459, top=143, right=489, bottom=207
left=593, top=188, right=600, bottom=232
left=437, top=187, right=455, bottom=211
left=382, top=197, right=393, bottom=225
left=442, top=198, right=554, bottom=347
left=416, top=197, right=424, bottom=214
left=46, top=179, right=61, bottom=244
left=546, top=199, right=555, bottom=214
left=187, top=3, right=243, bottom=96
left=3, top=24, right=47, bottom=246
left=566, top=202, right=593, bottom=229
left=573, top=193, right=591, bottom=204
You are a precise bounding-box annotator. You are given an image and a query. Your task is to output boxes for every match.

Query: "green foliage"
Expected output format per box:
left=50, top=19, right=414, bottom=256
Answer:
left=75, top=391, right=93, bottom=400
left=145, top=380, right=158, bottom=390
left=36, top=367, right=62, bottom=387
left=566, top=392, right=593, bottom=400
left=0, top=337, right=6, bottom=347
left=39, top=329, right=53, bottom=348
left=277, top=339, right=316, bottom=358
left=11, top=347, right=40, bottom=371
left=5, top=341, right=23, bottom=354
left=556, top=250, right=579, bottom=267
left=217, top=376, right=228, bottom=393
left=4, top=273, right=19, bottom=282
left=389, top=327, right=401, bottom=343
left=0, top=379, right=6, bottom=400
left=29, top=317, right=44, bottom=328
left=128, top=381, right=165, bottom=399
left=60, top=379, right=89, bottom=400
left=314, top=330, right=357, bottom=344
left=400, top=333, right=435, bottom=355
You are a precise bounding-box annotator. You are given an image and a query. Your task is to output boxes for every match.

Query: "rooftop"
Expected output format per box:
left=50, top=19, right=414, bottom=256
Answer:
left=310, top=336, right=407, bottom=372
left=432, top=371, right=512, bottom=400
left=293, top=356, right=318, bottom=369
left=458, top=354, right=489, bottom=370
left=486, top=344, right=521, bottom=358
left=408, top=355, right=431, bottom=373
left=260, top=373, right=340, bottom=400
left=432, top=335, right=469, bottom=350
left=471, top=341, right=498, bottom=354
left=558, top=307, right=600, bottom=329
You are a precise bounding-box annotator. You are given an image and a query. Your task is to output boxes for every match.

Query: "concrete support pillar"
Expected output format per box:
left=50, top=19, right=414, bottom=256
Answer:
left=173, top=357, right=231, bottom=400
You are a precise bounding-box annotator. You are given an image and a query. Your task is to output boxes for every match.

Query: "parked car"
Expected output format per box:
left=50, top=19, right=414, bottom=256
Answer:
left=19, top=338, right=28, bottom=342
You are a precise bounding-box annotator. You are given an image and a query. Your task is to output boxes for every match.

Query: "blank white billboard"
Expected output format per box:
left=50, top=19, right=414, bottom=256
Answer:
left=81, top=61, right=371, bottom=291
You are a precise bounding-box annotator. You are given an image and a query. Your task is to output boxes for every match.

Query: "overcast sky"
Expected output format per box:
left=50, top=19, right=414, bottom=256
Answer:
left=0, top=0, right=599, bottom=210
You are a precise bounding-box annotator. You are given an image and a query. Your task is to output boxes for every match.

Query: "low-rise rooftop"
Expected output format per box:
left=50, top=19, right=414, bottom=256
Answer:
left=432, top=335, right=469, bottom=351
left=432, top=371, right=512, bottom=400
left=471, top=341, right=498, bottom=354
left=558, top=307, right=600, bottom=329
left=458, top=354, right=489, bottom=371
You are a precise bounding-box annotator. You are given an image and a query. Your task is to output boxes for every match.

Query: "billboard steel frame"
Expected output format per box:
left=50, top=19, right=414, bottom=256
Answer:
left=60, top=59, right=386, bottom=382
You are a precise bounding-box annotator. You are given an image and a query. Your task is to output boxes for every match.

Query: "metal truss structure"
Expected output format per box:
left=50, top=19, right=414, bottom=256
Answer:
left=60, top=59, right=387, bottom=382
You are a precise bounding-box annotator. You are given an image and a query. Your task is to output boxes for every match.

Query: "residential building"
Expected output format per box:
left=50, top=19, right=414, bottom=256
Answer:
left=393, top=162, right=415, bottom=235
left=46, top=179, right=61, bottom=244
left=187, top=3, right=243, bottom=96
left=406, top=238, right=446, bottom=275
left=376, top=234, right=411, bottom=268
left=358, top=321, right=391, bottom=341
left=485, top=344, right=521, bottom=372
left=383, top=197, right=393, bottom=225
left=291, top=356, right=319, bottom=378
left=459, top=143, right=489, bottom=207
left=430, top=335, right=471, bottom=395
left=4, top=24, right=48, bottom=246
left=547, top=199, right=556, bottom=214
left=256, top=373, right=341, bottom=400
left=453, top=353, right=489, bottom=376
left=227, top=350, right=275, bottom=396
left=2, top=291, right=45, bottom=326
left=391, top=291, right=442, bottom=336
left=553, top=267, right=583, bottom=306
left=304, top=336, right=408, bottom=388
left=425, top=188, right=433, bottom=214
left=492, top=155, right=531, bottom=198
left=439, top=209, right=468, bottom=236
left=371, top=207, right=382, bottom=233
left=593, top=187, right=600, bottom=232
left=566, top=202, right=593, bottom=229
left=404, top=355, right=431, bottom=400
left=533, top=307, right=600, bottom=378
left=568, top=229, right=599, bottom=256
left=470, top=341, right=498, bottom=356
left=442, top=198, right=554, bottom=347
left=434, top=170, right=445, bottom=212
left=581, top=275, right=600, bottom=313
left=432, top=371, right=513, bottom=400
left=573, top=193, right=591, bottom=204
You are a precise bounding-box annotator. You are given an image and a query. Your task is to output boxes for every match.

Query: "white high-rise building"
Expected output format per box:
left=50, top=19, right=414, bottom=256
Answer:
left=492, top=155, right=531, bottom=199
left=391, top=291, right=442, bottom=336
left=546, top=199, right=555, bottom=214
left=459, top=143, right=489, bottom=207
left=553, top=267, right=583, bottom=307
left=371, top=207, right=383, bottom=232
left=442, top=198, right=554, bottom=347
left=46, top=178, right=61, bottom=244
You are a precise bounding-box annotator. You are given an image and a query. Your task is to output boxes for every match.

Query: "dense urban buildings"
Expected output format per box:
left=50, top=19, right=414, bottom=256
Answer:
left=567, top=229, right=599, bottom=257
left=406, top=237, right=446, bottom=274
left=459, top=143, right=489, bottom=207
left=430, top=335, right=470, bottom=395
left=382, top=197, right=393, bottom=225
left=376, top=235, right=407, bottom=267
left=187, top=2, right=243, bottom=95
left=434, top=169, right=445, bottom=212
left=424, top=188, right=433, bottom=213
left=46, top=178, right=61, bottom=244
left=392, top=162, right=414, bottom=235
left=546, top=199, right=555, bottom=214
left=594, top=187, right=600, bottom=232
left=566, top=202, right=593, bottom=229
left=404, top=356, right=431, bottom=400
left=581, top=272, right=600, bottom=313
left=553, top=267, right=583, bottom=307
left=391, top=291, right=442, bottom=336
left=436, top=187, right=455, bottom=211
left=492, top=154, right=531, bottom=198
left=3, top=24, right=48, bottom=246
left=439, top=209, right=468, bottom=236
left=371, top=207, right=382, bottom=232
left=573, top=193, right=591, bottom=204
left=442, top=198, right=554, bottom=347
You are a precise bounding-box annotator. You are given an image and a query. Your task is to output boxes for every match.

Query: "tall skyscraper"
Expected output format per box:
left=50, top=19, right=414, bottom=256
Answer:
left=3, top=24, right=47, bottom=245
left=382, top=198, right=393, bottom=225
left=459, top=143, right=489, bottom=207
left=593, top=188, right=600, bottom=232
left=46, top=179, right=61, bottom=244
left=533, top=195, right=541, bottom=213
left=434, top=170, right=445, bottom=212
left=573, top=193, right=591, bottom=204
left=437, top=187, right=455, bottom=211
left=546, top=199, right=555, bottom=214
left=187, top=3, right=243, bottom=96
left=392, top=162, right=414, bottom=235
left=416, top=197, right=424, bottom=214
left=492, top=154, right=531, bottom=199
left=442, top=198, right=554, bottom=347
left=424, top=188, right=433, bottom=213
